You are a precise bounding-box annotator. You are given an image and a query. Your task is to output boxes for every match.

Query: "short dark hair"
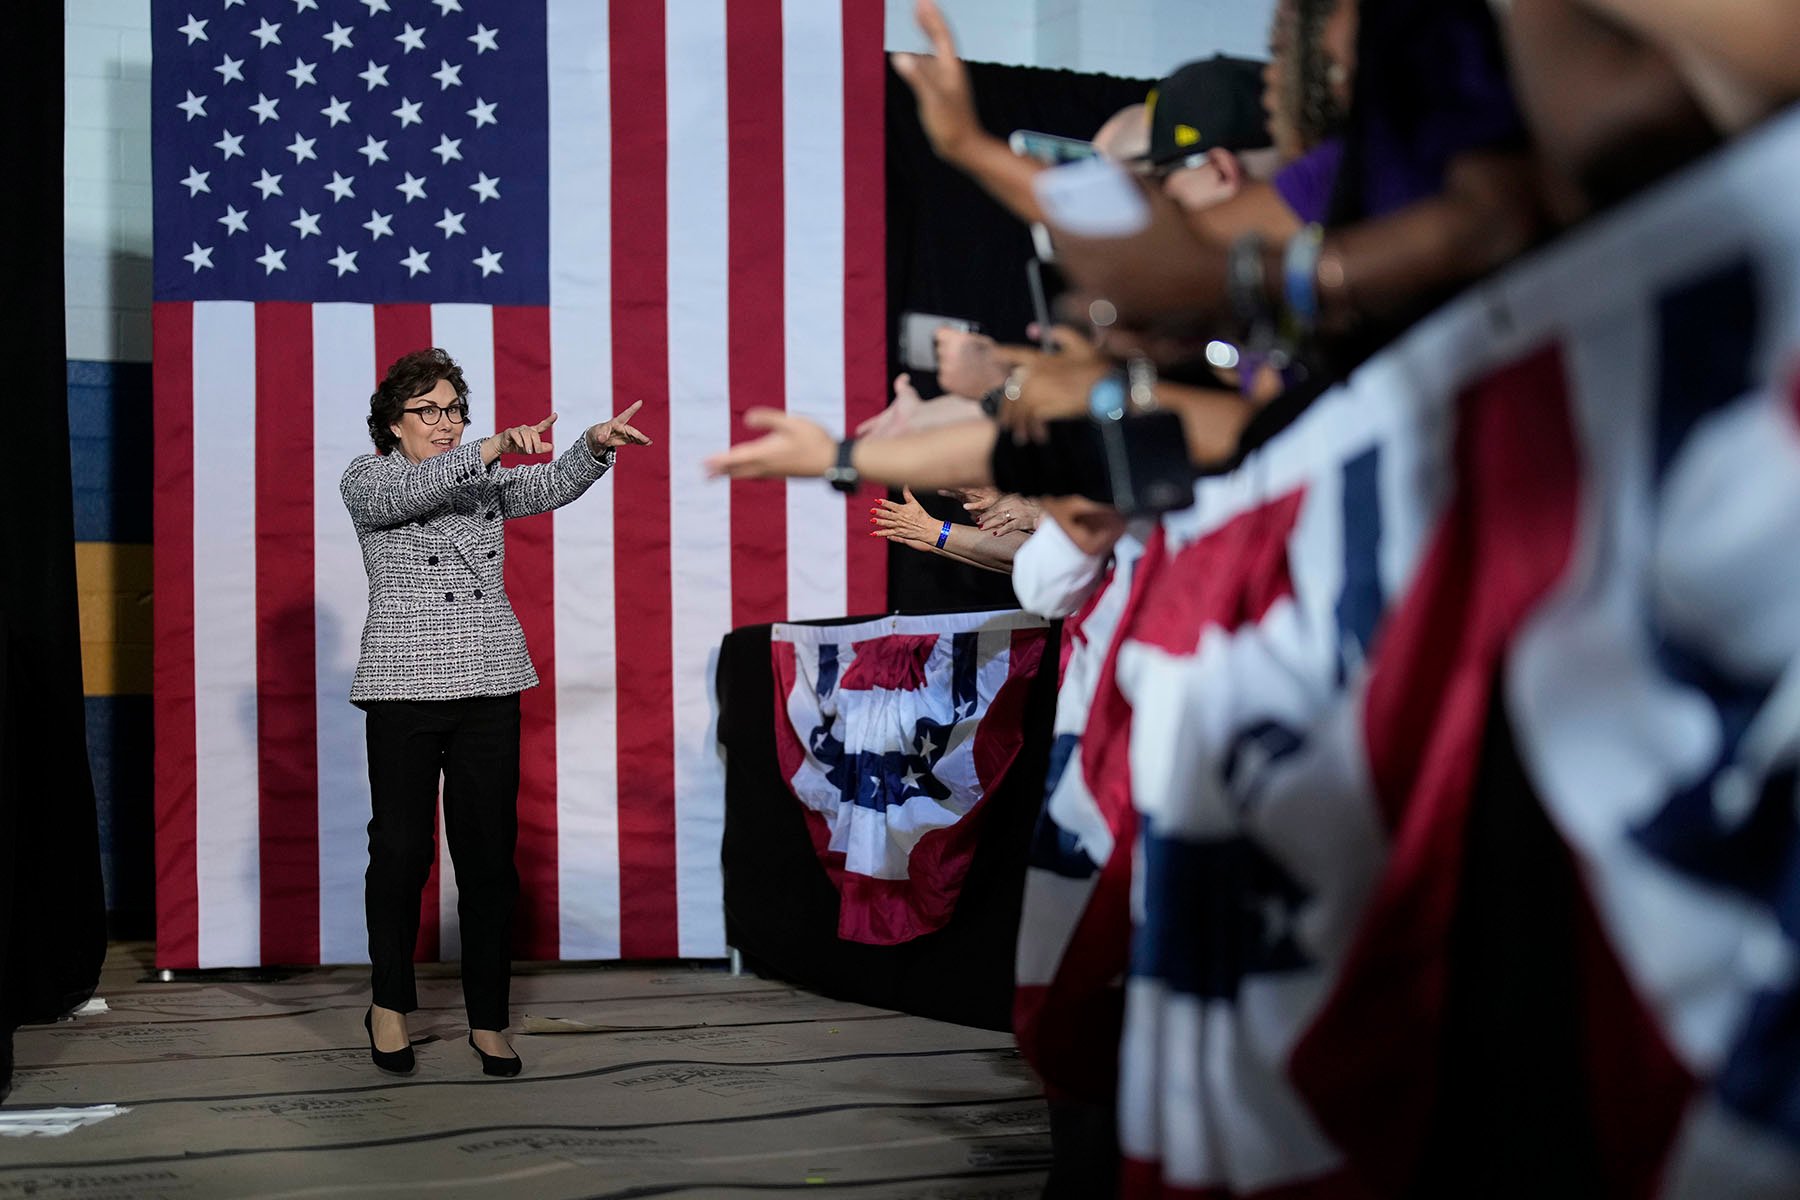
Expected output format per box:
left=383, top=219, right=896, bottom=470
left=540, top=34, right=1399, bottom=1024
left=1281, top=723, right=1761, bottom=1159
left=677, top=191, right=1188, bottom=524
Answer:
left=367, top=347, right=471, bottom=454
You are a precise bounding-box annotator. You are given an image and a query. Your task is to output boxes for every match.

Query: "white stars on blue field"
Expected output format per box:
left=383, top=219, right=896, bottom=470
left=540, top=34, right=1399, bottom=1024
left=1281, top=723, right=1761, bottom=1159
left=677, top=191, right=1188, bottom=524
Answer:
left=152, top=0, right=547, bottom=301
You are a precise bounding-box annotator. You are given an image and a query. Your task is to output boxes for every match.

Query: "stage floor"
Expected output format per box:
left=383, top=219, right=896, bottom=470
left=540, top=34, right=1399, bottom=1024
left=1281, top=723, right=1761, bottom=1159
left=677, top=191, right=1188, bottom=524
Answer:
left=1, top=944, right=1049, bottom=1198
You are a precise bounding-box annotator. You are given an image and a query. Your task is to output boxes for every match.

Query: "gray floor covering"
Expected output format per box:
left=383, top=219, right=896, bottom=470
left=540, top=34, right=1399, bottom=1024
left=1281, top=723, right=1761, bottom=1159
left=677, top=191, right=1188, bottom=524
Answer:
left=0, top=945, right=1051, bottom=1198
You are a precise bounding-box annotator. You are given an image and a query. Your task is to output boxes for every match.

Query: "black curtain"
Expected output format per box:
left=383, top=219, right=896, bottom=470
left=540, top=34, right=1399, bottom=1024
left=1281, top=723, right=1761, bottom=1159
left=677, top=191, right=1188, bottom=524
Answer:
left=884, top=60, right=1151, bottom=614
left=1, top=1, right=107, bottom=1100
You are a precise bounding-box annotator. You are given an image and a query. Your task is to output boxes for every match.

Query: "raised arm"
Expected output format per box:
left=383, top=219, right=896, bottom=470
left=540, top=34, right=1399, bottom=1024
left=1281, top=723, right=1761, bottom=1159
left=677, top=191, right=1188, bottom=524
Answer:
left=706, top=410, right=997, bottom=493
left=341, top=440, right=489, bottom=531
left=488, top=401, right=651, bottom=519
left=890, top=0, right=1050, bottom=226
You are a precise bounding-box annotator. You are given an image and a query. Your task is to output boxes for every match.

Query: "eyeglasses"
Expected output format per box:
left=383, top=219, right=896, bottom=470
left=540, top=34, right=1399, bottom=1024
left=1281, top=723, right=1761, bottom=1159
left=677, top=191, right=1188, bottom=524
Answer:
left=401, top=403, right=469, bottom=426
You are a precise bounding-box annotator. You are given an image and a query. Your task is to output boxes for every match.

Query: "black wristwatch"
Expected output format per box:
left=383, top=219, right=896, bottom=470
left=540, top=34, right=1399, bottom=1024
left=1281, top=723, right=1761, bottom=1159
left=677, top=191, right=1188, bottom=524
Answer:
left=824, top=436, right=860, bottom=494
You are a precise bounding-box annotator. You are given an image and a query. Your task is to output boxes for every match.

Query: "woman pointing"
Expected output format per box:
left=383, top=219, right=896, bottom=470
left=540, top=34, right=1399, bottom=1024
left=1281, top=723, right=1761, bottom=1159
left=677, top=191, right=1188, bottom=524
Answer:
left=339, top=347, right=649, bottom=1077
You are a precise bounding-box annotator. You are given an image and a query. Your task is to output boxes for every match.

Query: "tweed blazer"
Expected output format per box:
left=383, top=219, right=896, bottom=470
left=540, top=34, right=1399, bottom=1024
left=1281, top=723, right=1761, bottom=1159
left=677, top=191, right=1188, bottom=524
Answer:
left=341, top=437, right=614, bottom=702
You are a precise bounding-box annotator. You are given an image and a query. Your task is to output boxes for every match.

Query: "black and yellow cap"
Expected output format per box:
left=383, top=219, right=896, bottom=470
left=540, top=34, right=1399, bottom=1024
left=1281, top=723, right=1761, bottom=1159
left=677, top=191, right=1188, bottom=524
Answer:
left=1142, top=55, right=1272, bottom=167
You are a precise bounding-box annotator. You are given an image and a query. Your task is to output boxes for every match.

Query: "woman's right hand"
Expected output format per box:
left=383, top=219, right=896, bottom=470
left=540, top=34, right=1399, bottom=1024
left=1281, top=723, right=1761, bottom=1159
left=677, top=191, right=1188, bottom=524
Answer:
left=487, top=413, right=557, bottom=458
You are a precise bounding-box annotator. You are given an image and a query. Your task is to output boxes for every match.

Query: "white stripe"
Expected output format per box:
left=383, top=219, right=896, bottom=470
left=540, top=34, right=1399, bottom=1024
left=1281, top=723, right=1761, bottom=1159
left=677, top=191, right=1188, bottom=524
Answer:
left=782, top=0, right=848, bottom=621
left=312, top=302, right=377, bottom=964
left=425, top=305, right=499, bottom=958
left=548, top=0, right=621, bottom=959
left=431, top=304, right=496, bottom=445
left=665, top=0, right=731, bottom=958
left=192, top=301, right=262, bottom=967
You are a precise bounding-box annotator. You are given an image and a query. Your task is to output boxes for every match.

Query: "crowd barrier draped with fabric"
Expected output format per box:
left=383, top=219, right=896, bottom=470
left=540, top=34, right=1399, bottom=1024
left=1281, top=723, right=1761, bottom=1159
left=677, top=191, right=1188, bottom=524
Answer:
left=720, top=611, right=1061, bottom=1031
left=147, top=0, right=889, bottom=968
left=1013, top=108, right=1800, bottom=1196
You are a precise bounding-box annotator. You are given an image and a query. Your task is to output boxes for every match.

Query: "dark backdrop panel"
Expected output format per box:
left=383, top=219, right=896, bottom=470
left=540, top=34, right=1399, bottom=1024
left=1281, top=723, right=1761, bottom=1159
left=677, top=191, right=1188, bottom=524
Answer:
left=1, top=2, right=107, bottom=1099
left=884, top=60, right=1151, bottom=614
left=718, top=617, right=1060, bottom=1031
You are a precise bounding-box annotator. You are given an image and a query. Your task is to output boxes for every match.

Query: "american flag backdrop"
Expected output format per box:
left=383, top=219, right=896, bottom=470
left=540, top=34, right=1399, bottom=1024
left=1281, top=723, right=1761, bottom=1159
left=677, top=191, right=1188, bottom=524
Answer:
left=150, top=0, right=888, bottom=968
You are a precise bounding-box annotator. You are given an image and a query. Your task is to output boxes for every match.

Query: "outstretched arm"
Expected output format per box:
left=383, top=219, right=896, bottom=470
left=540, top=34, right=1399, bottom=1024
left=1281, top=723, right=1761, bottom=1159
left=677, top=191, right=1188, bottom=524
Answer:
left=492, top=401, right=652, bottom=519
left=707, top=410, right=997, bottom=493
left=871, top=487, right=1027, bottom=574
left=890, top=0, right=1050, bottom=226
left=341, top=440, right=489, bottom=531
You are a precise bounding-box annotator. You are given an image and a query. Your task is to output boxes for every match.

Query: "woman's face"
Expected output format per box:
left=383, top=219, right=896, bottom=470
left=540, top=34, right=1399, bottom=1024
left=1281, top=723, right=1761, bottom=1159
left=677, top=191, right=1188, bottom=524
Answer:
left=388, top=377, right=467, bottom=463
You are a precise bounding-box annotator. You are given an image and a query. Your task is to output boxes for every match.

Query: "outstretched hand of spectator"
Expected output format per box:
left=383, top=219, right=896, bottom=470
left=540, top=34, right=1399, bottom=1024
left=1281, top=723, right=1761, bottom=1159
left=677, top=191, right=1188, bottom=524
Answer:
left=859, top=373, right=987, bottom=439
left=705, top=409, right=836, bottom=479
left=870, top=487, right=942, bottom=552
left=997, top=351, right=1114, bottom=445
left=959, top=487, right=1040, bottom=537
left=890, top=0, right=983, bottom=166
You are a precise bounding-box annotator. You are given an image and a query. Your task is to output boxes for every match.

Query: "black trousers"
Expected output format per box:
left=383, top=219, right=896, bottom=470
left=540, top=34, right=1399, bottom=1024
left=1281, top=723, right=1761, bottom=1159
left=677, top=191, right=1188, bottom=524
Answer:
left=362, top=693, right=520, bottom=1031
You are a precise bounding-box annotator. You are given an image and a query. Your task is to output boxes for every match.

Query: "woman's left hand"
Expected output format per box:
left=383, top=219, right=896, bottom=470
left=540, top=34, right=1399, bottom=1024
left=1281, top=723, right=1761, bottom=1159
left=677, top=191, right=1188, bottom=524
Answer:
left=870, top=486, right=943, bottom=550
left=587, top=400, right=653, bottom=452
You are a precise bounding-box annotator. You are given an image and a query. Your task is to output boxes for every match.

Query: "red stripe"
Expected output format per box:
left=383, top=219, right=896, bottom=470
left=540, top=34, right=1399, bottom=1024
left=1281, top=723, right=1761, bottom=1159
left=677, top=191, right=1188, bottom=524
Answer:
left=841, top=0, right=888, bottom=616
left=1291, top=346, right=1582, bottom=1193
left=1128, top=488, right=1305, bottom=656
left=838, top=634, right=940, bottom=691
left=611, top=1, right=680, bottom=957
left=491, top=306, right=560, bottom=959
left=253, top=303, right=320, bottom=965
left=153, top=301, right=199, bottom=970
left=372, top=304, right=441, bottom=962
left=970, top=627, right=1048, bottom=794
left=726, top=0, right=789, bottom=628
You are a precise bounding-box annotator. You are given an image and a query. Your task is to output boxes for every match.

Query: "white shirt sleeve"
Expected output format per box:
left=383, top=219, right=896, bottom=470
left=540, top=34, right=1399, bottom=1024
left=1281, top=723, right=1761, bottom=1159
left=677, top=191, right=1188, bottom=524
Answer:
left=1010, top=518, right=1109, bottom=619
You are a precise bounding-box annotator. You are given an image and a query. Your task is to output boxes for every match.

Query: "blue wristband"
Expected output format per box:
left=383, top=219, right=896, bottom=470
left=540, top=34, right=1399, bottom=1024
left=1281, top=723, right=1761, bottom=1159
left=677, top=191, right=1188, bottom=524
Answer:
left=935, top=520, right=952, bottom=549
left=1282, top=223, right=1325, bottom=333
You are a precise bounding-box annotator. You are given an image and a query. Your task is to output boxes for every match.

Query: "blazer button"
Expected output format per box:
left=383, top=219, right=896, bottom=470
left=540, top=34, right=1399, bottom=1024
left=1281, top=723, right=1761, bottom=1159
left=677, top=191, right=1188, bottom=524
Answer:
left=485, top=510, right=496, bottom=520
left=474, top=589, right=484, bottom=599
left=427, top=555, right=439, bottom=565
left=445, top=592, right=455, bottom=602
left=486, top=550, right=496, bottom=559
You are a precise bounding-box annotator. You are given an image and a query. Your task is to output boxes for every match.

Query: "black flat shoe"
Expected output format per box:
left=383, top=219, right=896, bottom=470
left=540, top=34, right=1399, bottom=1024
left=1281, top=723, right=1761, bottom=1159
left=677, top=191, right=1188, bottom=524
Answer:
left=468, top=1033, right=521, bottom=1077
left=365, top=1007, right=415, bottom=1075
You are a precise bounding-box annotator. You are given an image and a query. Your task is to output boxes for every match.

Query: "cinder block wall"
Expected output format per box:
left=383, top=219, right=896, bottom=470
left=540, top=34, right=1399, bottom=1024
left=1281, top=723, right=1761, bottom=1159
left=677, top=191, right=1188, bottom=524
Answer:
left=66, top=0, right=155, bottom=935
left=885, top=0, right=1274, bottom=79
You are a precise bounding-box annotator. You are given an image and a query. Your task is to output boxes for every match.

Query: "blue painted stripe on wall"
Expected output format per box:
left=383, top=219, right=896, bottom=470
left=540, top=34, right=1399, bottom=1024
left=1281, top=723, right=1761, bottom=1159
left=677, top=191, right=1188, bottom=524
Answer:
left=86, top=693, right=154, bottom=930
left=68, top=359, right=154, bottom=544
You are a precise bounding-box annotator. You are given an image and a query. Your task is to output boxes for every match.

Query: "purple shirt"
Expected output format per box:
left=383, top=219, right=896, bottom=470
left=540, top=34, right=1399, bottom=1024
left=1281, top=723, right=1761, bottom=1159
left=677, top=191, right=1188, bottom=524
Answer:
left=1341, top=0, right=1526, bottom=219
left=1273, top=139, right=1345, bottom=226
